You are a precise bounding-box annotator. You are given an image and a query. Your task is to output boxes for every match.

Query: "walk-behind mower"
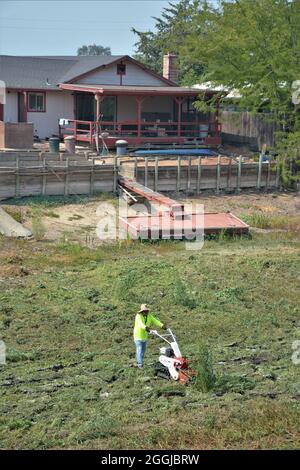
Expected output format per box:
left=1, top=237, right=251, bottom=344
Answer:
left=150, top=328, right=196, bottom=384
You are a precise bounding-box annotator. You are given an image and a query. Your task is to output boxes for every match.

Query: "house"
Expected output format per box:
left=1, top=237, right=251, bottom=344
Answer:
left=0, top=54, right=221, bottom=148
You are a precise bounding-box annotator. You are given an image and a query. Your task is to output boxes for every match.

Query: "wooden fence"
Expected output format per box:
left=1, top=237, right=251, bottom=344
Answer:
left=0, top=152, right=118, bottom=200
left=0, top=152, right=282, bottom=201
left=120, top=155, right=280, bottom=194
left=220, top=111, right=278, bottom=150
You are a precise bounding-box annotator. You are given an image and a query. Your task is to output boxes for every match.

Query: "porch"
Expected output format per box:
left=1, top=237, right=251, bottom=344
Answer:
left=59, top=83, right=222, bottom=148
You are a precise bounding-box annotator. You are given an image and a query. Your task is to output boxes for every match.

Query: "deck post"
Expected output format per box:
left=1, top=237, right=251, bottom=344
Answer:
left=135, top=96, right=144, bottom=138
left=175, top=97, right=184, bottom=137
left=95, top=93, right=103, bottom=152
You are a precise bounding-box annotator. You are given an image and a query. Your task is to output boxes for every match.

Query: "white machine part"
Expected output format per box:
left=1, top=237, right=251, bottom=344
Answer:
left=150, top=328, right=181, bottom=356
left=159, top=355, right=180, bottom=380
left=150, top=328, right=185, bottom=381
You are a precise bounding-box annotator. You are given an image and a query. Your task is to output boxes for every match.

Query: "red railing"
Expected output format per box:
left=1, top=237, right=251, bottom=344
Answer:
left=59, top=119, right=221, bottom=142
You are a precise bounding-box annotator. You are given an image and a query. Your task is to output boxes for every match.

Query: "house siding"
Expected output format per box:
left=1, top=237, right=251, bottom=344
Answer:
left=27, top=91, right=74, bottom=139
left=4, top=90, right=74, bottom=139
left=79, top=60, right=167, bottom=87
left=4, top=92, right=18, bottom=122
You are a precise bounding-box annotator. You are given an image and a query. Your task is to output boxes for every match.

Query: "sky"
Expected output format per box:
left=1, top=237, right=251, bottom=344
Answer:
left=0, top=0, right=171, bottom=56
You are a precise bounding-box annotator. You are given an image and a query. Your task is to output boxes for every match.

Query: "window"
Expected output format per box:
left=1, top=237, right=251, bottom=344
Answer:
left=117, top=62, right=126, bottom=75
left=28, top=92, right=45, bottom=112
left=101, top=97, right=116, bottom=121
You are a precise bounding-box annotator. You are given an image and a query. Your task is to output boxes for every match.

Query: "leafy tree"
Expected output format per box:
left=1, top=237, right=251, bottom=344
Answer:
left=180, top=0, right=300, bottom=174
left=181, top=1, right=300, bottom=121
left=77, top=44, right=111, bottom=56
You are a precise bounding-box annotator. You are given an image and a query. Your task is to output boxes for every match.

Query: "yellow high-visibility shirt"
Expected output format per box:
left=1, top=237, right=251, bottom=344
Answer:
left=133, top=313, right=163, bottom=341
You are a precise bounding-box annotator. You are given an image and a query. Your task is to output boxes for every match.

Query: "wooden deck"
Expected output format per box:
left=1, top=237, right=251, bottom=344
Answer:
left=59, top=119, right=222, bottom=148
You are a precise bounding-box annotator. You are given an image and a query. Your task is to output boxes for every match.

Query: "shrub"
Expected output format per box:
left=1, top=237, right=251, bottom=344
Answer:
left=31, top=213, right=46, bottom=241
left=240, top=212, right=271, bottom=229
left=194, top=343, right=216, bottom=392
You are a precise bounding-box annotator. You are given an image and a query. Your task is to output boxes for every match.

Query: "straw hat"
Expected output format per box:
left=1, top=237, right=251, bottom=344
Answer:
left=139, top=304, right=149, bottom=313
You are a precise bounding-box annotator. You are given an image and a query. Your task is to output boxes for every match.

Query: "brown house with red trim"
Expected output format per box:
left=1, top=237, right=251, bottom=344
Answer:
left=0, top=53, right=221, bottom=148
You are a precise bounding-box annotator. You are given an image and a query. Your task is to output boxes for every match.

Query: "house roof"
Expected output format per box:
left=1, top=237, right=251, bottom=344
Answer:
left=59, top=83, right=204, bottom=96
left=0, top=54, right=175, bottom=90
left=193, top=82, right=242, bottom=99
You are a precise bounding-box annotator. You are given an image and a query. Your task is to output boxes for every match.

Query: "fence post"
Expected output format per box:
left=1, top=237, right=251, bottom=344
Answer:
left=65, top=157, right=69, bottom=196
left=197, top=156, right=202, bottom=194
left=216, top=154, right=221, bottom=194
left=266, top=160, right=271, bottom=191
left=154, top=157, right=159, bottom=192
left=144, top=156, right=148, bottom=188
left=90, top=158, right=95, bottom=196
left=134, top=156, right=138, bottom=180
left=15, top=156, right=20, bottom=198
left=187, top=156, right=192, bottom=191
left=113, top=155, right=117, bottom=194
left=237, top=155, right=242, bottom=193
left=275, top=159, right=280, bottom=190
left=227, top=157, right=232, bottom=191
left=257, top=153, right=263, bottom=190
left=177, top=156, right=181, bottom=194
left=42, top=158, right=46, bottom=195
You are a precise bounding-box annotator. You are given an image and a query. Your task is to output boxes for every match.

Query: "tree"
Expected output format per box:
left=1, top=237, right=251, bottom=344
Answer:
left=181, top=1, right=300, bottom=121
left=77, top=44, right=111, bottom=56
left=132, top=0, right=202, bottom=82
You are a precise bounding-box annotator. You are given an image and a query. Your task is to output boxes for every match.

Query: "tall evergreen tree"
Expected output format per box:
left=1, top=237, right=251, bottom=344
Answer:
left=132, top=0, right=203, bottom=81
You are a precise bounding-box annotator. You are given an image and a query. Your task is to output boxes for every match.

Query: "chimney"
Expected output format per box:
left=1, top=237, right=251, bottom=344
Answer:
left=163, top=53, right=178, bottom=83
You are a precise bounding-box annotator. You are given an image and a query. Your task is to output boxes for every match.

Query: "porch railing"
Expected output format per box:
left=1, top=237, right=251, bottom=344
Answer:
left=59, top=119, right=221, bottom=142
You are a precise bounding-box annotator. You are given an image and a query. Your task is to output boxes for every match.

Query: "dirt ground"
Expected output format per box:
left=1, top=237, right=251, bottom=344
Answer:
left=184, top=191, right=300, bottom=217
left=1, top=191, right=299, bottom=247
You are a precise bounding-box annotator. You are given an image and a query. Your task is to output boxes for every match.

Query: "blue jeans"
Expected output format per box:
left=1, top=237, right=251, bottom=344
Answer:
left=134, top=340, right=147, bottom=367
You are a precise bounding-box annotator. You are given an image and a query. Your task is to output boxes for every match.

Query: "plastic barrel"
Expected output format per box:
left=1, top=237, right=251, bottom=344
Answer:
left=116, top=139, right=128, bottom=156
left=199, top=124, right=209, bottom=139
left=49, top=137, right=60, bottom=153
left=64, top=136, right=75, bottom=154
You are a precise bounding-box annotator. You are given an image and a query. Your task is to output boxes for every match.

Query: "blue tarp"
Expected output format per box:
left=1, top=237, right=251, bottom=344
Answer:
left=133, top=148, right=217, bottom=157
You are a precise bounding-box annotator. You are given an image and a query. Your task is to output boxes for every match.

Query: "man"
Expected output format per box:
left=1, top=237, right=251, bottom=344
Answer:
left=133, top=304, right=166, bottom=368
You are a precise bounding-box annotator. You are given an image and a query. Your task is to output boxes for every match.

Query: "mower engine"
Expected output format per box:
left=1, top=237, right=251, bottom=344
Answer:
left=150, top=328, right=195, bottom=384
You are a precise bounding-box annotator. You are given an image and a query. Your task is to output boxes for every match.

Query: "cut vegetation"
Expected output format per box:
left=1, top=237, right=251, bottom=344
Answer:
left=0, top=192, right=299, bottom=449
